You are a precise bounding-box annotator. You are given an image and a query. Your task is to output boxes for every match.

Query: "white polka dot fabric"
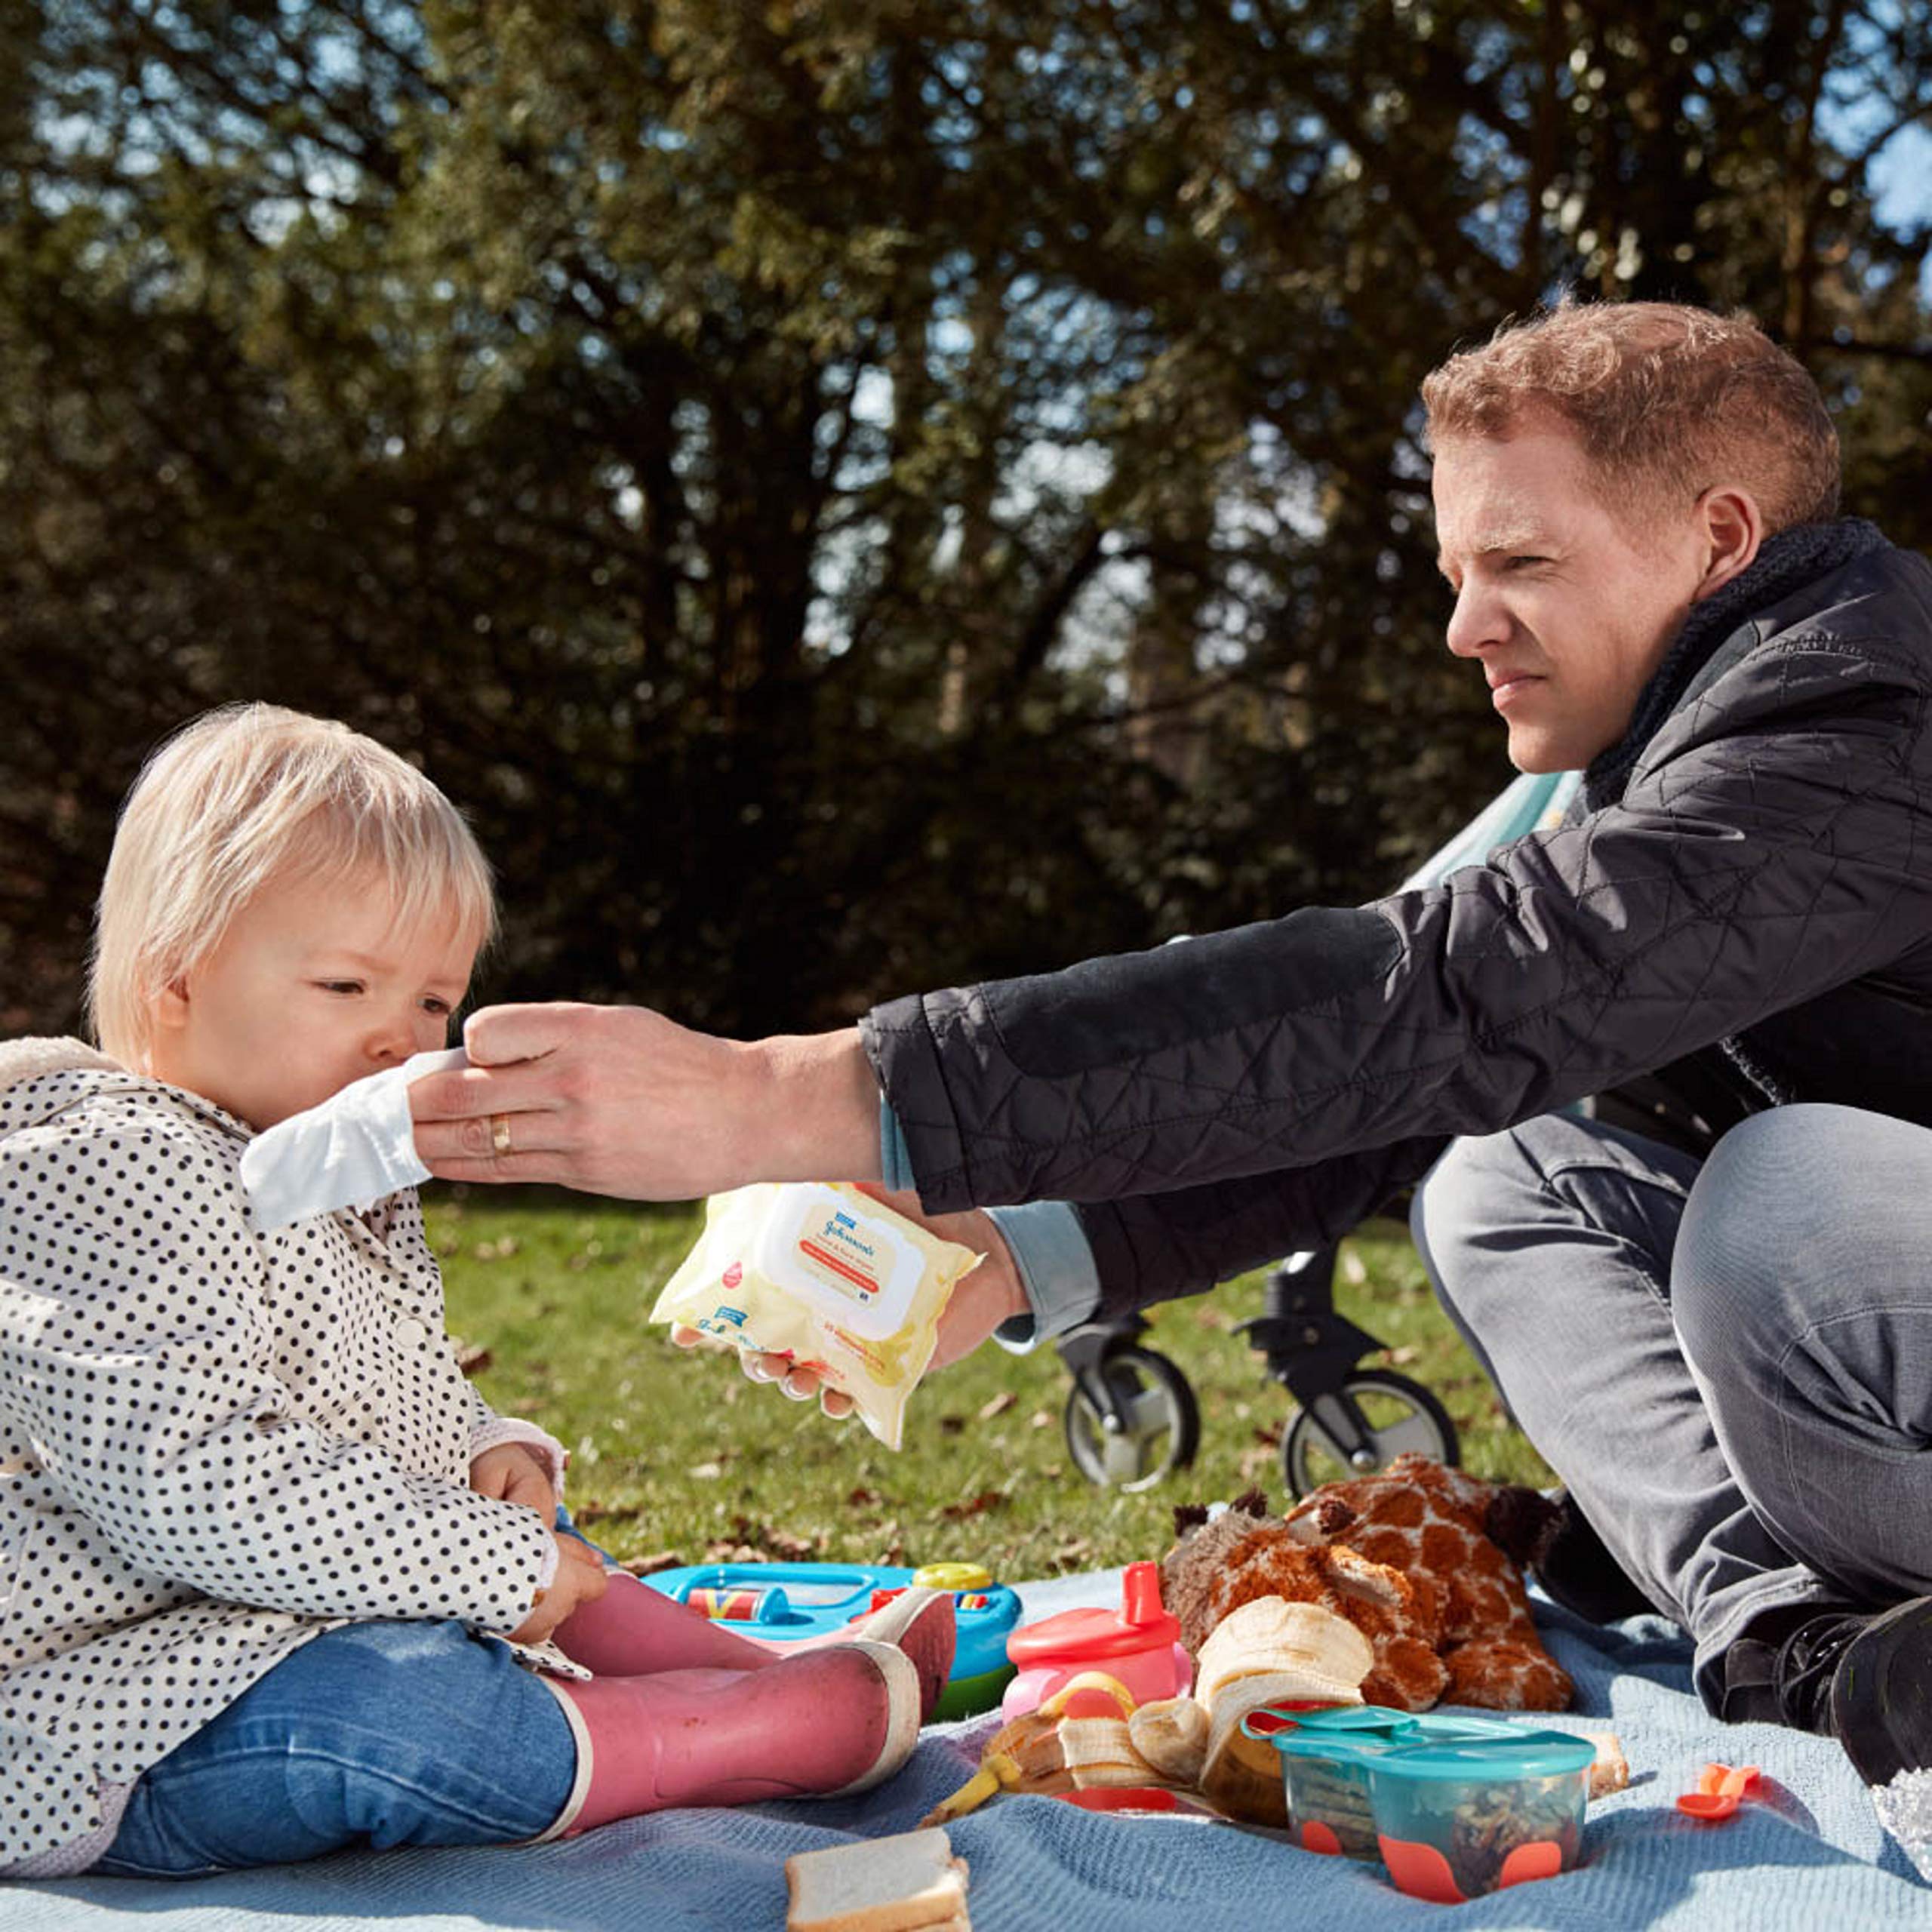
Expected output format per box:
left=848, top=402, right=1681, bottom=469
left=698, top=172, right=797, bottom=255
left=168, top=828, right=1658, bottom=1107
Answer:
left=0, top=1039, right=568, bottom=1872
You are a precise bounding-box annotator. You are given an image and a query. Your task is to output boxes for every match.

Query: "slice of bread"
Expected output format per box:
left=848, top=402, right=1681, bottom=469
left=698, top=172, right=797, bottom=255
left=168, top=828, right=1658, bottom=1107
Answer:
left=785, top=1826, right=971, bottom=1932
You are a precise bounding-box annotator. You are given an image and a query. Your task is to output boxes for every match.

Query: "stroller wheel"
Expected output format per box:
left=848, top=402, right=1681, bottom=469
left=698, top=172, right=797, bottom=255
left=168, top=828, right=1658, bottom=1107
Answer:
left=1281, top=1368, right=1458, bottom=1499
left=1063, top=1346, right=1201, bottom=1491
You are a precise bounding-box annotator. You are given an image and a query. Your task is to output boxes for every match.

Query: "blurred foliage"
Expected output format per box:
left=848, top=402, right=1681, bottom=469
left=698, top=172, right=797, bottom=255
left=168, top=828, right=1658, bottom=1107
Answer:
left=3, top=2, right=1928, bottom=1035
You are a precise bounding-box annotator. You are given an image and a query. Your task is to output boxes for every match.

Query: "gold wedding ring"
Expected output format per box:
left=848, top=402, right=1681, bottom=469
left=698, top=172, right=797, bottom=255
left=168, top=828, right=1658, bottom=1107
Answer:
left=490, top=1112, right=513, bottom=1157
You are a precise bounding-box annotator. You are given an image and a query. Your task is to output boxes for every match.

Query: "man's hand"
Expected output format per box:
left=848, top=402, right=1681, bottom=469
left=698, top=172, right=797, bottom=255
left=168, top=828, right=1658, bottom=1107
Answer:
left=675, top=1186, right=1029, bottom=1413
left=469, top=1441, right=556, bottom=1517
left=506, top=1531, right=609, bottom=1647
left=408, top=1002, right=879, bottom=1200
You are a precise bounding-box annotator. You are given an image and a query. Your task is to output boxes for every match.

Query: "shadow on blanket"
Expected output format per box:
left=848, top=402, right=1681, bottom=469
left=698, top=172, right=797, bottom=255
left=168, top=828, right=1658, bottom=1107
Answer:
left=11, top=1578, right=1929, bottom=1931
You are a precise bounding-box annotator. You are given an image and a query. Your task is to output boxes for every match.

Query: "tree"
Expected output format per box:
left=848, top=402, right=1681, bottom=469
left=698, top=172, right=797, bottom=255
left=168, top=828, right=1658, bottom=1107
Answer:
left=3, top=2, right=1927, bottom=1039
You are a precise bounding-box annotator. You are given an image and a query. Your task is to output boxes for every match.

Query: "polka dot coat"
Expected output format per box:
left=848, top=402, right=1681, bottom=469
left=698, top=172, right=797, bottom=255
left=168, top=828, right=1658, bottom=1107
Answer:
left=0, top=1039, right=564, bottom=1871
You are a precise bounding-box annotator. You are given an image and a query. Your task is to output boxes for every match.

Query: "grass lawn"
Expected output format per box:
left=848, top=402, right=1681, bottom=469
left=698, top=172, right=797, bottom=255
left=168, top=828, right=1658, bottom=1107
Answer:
left=430, top=1189, right=1555, bottom=1582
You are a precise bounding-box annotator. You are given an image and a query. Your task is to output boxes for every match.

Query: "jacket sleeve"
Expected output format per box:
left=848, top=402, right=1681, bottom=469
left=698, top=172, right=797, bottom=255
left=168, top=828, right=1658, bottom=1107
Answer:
left=0, top=1115, right=553, bottom=1632
left=863, top=623, right=1932, bottom=1217
left=1075, top=1134, right=1451, bottom=1320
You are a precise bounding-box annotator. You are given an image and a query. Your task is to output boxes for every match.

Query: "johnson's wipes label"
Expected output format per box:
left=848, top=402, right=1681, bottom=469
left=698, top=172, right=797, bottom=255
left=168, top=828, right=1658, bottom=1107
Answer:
left=755, top=1184, right=923, bottom=1340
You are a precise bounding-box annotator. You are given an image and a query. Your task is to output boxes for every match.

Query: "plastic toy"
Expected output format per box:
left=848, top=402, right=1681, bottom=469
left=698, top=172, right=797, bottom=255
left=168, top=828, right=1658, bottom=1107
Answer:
left=1001, top=1561, right=1192, bottom=1717
left=1675, top=1760, right=1761, bottom=1822
left=641, top=1559, right=1021, bottom=1718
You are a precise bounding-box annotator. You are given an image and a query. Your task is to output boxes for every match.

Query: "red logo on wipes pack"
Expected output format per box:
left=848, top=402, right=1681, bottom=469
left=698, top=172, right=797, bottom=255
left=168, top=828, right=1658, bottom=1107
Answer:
left=722, top=1261, right=743, bottom=1290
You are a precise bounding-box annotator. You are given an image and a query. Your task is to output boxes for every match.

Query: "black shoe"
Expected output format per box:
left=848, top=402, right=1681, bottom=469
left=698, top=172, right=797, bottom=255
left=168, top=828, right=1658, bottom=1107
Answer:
left=1825, top=1596, right=1932, bottom=1787
left=1720, top=1600, right=1861, bottom=1728
left=1530, top=1493, right=1654, bottom=1625
left=1726, top=1598, right=1932, bottom=1785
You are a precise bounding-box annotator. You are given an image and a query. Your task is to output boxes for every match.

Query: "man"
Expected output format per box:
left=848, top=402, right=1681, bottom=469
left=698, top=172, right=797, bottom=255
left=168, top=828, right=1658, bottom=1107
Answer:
left=412, top=302, right=1932, bottom=1789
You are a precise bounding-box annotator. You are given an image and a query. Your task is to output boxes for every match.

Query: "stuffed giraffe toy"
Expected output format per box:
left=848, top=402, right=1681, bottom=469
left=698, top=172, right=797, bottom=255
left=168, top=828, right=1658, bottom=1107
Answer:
left=1161, top=1454, right=1572, bottom=1714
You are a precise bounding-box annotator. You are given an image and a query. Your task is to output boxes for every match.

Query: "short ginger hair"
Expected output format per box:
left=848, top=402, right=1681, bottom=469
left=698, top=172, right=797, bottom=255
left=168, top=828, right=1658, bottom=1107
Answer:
left=90, top=704, right=496, bottom=1069
left=1421, top=300, right=1840, bottom=534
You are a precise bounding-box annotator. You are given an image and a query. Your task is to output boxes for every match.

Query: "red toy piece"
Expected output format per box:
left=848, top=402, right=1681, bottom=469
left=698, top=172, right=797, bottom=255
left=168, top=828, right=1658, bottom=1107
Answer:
left=1675, top=1761, right=1761, bottom=1822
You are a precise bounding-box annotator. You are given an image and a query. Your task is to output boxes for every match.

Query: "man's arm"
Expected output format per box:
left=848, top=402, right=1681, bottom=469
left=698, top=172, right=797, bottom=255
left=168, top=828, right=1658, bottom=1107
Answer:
left=411, top=1002, right=878, bottom=1196
left=416, top=622, right=1932, bottom=1223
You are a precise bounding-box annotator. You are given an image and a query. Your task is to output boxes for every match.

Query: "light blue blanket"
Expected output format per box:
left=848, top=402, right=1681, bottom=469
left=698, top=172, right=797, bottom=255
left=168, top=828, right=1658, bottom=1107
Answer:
left=11, top=1571, right=1927, bottom=1930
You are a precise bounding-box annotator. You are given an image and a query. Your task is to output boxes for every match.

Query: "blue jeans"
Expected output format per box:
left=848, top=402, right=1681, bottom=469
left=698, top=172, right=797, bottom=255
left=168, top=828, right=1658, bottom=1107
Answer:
left=1414, top=1103, right=1932, bottom=1713
left=95, top=1619, right=578, bottom=1878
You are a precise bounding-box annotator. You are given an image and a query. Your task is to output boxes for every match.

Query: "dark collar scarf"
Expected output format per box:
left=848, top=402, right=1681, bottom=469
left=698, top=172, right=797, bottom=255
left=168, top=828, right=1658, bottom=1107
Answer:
left=1580, top=515, right=1892, bottom=813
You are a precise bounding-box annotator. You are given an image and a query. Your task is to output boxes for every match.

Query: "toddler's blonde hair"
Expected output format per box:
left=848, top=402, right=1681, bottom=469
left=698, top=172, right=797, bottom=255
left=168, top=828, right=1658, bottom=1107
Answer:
left=90, top=704, right=496, bottom=1069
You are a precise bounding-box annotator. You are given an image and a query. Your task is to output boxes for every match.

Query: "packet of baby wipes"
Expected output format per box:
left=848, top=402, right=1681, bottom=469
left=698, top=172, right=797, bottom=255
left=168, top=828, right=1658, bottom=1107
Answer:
left=650, top=1183, right=982, bottom=1450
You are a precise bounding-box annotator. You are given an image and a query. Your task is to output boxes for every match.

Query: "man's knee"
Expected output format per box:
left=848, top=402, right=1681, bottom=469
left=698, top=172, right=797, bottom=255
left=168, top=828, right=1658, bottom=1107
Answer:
left=1674, top=1103, right=1921, bottom=1365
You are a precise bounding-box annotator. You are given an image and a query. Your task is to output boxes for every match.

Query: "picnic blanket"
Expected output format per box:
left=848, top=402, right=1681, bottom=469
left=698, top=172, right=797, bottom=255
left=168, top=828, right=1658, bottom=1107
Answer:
left=10, top=1569, right=1929, bottom=1930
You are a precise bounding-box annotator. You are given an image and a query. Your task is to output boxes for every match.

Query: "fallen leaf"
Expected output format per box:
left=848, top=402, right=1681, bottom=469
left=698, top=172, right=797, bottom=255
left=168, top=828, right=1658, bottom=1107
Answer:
left=1387, top=1343, right=1420, bottom=1366
left=718, top=1515, right=824, bottom=1561
left=940, top=1489, right=1008, bottom=1522
left=847, top=1486, right=880, bottom=1506
left=939, top=1414, right=966, bottom=1436
left=688, top=1460, right=724, bottom=1481
left=1340, top=1247, right=1367, bottom=1286
left=454, top=1343, right=492, bottom=1374
left=977, top=1390, right=1018, bottom=1420
left=1029, top=1410, right=1053, bottom=1429
left=623, top=1551, right=683, bottom=1577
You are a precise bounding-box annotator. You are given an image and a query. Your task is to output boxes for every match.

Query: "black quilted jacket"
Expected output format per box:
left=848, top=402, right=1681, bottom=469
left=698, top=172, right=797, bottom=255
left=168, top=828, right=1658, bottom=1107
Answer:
left=860, top=536, right=1932, bottom=1318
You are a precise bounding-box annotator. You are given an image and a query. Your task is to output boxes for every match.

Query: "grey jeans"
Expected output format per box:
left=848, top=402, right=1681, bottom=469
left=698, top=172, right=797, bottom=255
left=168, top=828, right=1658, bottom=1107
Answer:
left=1413, top=1103, right=1932, bottom=1712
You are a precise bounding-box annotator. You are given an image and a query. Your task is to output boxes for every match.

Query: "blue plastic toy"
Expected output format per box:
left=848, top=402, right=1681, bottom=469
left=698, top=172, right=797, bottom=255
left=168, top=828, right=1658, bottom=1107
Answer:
left=641, top=1559, right=1023, bottom=1718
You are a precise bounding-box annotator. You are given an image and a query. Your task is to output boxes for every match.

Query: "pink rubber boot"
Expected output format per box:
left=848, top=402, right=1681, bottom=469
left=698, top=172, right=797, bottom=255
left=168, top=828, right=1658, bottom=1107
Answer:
left=549, top=1641, right=919, bottom=1832
left=803, top=1587, right=955, bottom=1725
left=552, top=1577, right=957, bottom=1726
left=551, top=1569, right=777, bottom=1676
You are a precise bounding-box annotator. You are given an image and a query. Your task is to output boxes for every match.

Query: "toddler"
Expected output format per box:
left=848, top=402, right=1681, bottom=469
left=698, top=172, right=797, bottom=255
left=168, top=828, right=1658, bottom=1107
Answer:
left=0, top=705, right=952, bottom=1879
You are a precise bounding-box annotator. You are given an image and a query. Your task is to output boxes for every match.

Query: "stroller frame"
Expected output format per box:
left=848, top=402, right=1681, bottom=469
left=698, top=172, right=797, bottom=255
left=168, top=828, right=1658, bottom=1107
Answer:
left=1055, top=770, right=1581, bottom=1494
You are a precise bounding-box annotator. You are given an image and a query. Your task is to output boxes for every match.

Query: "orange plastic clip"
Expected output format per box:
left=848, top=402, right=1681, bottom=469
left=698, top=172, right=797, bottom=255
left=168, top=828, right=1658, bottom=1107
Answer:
left=1675, top=1760, right=1761, bottom=1821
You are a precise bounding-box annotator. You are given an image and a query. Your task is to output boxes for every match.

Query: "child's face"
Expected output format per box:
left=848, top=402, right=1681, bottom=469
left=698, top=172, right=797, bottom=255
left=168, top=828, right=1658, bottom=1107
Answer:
left=149, top=868, right=480, bottom=1131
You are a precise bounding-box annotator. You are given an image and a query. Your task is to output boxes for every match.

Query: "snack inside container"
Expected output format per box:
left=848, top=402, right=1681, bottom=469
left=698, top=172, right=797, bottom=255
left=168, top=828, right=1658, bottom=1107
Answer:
left=1364, top=1729, right=1595, bottom=1903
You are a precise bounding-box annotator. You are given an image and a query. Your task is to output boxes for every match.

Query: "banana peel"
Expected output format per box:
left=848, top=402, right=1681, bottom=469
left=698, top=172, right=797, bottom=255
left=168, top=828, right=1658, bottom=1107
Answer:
left=919, top=1598, right=1374, bottom=1829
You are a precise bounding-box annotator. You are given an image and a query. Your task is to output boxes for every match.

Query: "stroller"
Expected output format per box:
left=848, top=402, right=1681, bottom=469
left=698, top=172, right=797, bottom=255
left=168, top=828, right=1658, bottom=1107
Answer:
left=1057, top=769, right=1583, bottom=1497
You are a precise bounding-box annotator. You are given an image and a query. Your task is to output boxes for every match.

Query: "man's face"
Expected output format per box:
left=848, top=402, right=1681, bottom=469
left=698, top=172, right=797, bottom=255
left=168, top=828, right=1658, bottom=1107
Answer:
left=1432, top=421, right=1709, bottom=773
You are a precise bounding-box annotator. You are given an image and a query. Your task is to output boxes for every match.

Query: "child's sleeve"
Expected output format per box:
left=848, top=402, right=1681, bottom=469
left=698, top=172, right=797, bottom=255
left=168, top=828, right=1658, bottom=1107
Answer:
left=0, top=1115, right=552, bottom=1634
left=466, top=1382, right=570, bottom=1508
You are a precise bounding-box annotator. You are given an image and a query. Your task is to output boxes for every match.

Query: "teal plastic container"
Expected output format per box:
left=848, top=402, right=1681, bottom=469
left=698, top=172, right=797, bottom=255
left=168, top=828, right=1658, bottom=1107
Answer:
left=1269, top=1708, right=1416, bottom=1858
left=1243, top=1706, right=1528, bottom=1860
left=1364, top=1730, right=1594, bottom=1902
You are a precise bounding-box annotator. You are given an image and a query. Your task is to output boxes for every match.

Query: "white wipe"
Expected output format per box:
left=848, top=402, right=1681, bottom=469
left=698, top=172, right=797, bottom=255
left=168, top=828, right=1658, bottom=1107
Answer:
left=1872, top=1767, right=1932, bottom=1884
left=239, top=1046, right=469, bottom=1231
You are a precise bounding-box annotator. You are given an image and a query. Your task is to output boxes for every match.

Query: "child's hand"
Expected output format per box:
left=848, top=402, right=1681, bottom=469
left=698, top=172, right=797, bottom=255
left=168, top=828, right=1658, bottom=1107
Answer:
left=508, top=1531, right=609, bottom=1647
left=469, top=1441, right=557, bottom=1517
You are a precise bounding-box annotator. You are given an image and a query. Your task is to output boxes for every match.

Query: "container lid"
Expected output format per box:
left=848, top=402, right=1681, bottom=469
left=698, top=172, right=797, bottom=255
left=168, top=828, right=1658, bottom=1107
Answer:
left=1404, top=1710, right=1532, bottom=1746
left=1288, top=1705, right=1420, bottom=1735
left=1277, top=1725, right=1417, bottom=1767
left=1365, top=1730, right=1596, bottom=1783
left=1007, top=1561, right=1179, bottom=1664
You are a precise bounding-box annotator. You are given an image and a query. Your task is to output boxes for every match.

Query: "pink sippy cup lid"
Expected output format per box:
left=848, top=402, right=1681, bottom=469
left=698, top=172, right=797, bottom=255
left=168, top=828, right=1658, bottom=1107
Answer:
left=1007, top=1561, right=1181, bottom=1666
